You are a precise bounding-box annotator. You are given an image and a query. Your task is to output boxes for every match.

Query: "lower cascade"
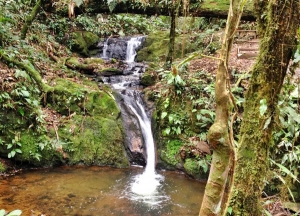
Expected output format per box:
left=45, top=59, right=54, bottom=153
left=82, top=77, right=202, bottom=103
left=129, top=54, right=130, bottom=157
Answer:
left=98, top=36, right=168, bottom=204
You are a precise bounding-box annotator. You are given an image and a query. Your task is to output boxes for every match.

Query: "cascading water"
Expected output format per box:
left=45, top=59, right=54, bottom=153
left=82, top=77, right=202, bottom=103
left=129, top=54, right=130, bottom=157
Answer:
left=102, top=38, right=109, bottom=59
left=125, top=37, right=144, bottom=63
left=99, top=36, right=168, bottom=205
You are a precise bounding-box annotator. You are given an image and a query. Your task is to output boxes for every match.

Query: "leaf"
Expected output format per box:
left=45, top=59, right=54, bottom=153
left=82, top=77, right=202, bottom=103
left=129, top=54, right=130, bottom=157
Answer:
left=15, top=149, right=22, bottom=154
left=271, top=159, right=300, bottom=183
left=0, top=209, right=5, bottom=216
left=263, top=117, right=271, bottom=130
left=164, top=127, right=171, bottom=135
left=227, top=206, right=233, bottom=215
left=20, top=90, right=30, bottom=97
left=161, top=112, right=168, bottom=119
left=196, top=114, right=201, bottom=121
left=259, top=99, right=267, bottom=116
left=10, top=150, right=16, bottom=158
left=293, top=48, right=300, bottom=63
left=18, top=108, right=25, bottom=116
left=7, top=210, right=22, bottom=216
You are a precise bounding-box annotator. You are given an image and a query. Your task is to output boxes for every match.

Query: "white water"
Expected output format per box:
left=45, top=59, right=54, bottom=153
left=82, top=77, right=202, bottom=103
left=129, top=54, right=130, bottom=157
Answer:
left=128, top=101, right=165, bottom=204
left=102, top=38, right=109, bottom=59
left=100, top=35, right=166, bottom=204
left=125, top=37, right=143, bottom=63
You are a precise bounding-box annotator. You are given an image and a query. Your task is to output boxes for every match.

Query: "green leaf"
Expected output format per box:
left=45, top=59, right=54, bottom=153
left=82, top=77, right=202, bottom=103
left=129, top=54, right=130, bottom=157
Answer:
left=271, top=159, right=300, bottom=183
left=196, top=114, right=201, bottom=121
left=164, top=127, right=171, bottom=135
left=263, top=117, right=271, bottom=130
left=18, top=108, right=25, bottom=116
left=259, top=99, right=267, bottom=116
left=7, top=210, right=22, bottom=216
left=0, top=209, right=6, bottom=216
left=7, top=144, right=13, bottom=149
left=15, top=149, right=22, bottom=154
left=168, top=115, right=174, bottom=123
left=10, top=150, right=16, bottom=158
left=20, top=90, right=30, bottom=97
left=161, top=112, right=168, bottom=119
left=293, top=48, right=300, bottom=63
left=227, top=206, right=233, bottom=215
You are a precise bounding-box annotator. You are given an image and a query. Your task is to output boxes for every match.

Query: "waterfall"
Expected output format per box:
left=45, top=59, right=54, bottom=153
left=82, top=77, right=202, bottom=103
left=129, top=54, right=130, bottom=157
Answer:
left=102, top=38, right=109, bottom=59
left=128, top=100, right=163, bottom=197
left=125, top=37, right=144, bottom=63
left=98, top=35, right=166, bottom=204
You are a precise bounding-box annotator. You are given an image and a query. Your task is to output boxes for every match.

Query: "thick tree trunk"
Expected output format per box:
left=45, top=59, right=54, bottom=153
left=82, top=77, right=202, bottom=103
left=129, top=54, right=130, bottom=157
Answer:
left=21, top=0, right=42, bottom=40
left=199, top=1, right=245, bottom=215
left=229, top=0, right=300, bottom=215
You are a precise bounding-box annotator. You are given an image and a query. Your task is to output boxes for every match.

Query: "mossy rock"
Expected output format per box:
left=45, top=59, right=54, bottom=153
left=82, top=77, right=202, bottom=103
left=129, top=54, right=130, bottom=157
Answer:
left=183, top=158, right=209, bottom=180
left=158, top=139, right=183, bottom=169
left=50, top=77, right=120, bottom=119
left=70, top=31, right=99, bottom=56
left=58, top=115, right=129, bottom=168
left=141, top=70, right=157, bottom=86
left=136, top=30, right=198, bottom=62
left=17, top=132, right=64, bottom=166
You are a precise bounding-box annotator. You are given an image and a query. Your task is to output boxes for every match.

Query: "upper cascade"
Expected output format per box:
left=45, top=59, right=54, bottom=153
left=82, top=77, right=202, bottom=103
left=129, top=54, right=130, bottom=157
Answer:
left=98, top=36, right=146, bottom=61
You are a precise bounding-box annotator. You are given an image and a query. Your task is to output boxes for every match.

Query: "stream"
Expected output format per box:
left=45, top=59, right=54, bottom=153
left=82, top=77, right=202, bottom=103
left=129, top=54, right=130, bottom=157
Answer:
left=0, top=36, right=206, bottom=215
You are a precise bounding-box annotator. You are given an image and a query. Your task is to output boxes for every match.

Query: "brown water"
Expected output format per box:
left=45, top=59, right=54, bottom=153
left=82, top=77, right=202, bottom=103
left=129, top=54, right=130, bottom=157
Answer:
left=0, top=166, right=205, bottom=216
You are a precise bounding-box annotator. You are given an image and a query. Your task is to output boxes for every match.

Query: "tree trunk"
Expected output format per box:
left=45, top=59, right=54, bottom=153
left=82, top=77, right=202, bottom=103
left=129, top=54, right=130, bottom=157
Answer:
left=21, top=0, right=42, bottom=40
left=165, top=4, right=177, bottom=69
left=199, top=1, right=245, bottom=215
left=229, top=0, right=300, bottom=215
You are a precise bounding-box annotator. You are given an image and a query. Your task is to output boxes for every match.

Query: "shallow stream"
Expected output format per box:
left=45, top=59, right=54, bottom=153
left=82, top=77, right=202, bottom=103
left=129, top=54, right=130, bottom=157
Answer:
left=0, top=166, right=205, bottom=215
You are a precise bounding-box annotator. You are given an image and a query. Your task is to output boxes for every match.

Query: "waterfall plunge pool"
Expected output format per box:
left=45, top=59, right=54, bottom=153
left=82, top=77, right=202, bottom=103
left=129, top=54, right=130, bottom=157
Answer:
left=0, top=166, right=205, bottom=215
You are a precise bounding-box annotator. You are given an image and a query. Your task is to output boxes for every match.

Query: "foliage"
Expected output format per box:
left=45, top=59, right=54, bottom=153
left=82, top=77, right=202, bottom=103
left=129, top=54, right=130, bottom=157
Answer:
left=0, top=210, right=22, bottom=216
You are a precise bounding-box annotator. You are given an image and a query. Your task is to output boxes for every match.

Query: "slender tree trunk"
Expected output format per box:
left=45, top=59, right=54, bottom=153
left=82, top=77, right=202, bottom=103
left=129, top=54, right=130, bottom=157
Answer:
left=165, top=4, right=176, bottom=69
left=21, top=0, right=42, bottom=40
left=229, top=0, right=300, bottom=215
left=199, top=1, right=245, bottom=215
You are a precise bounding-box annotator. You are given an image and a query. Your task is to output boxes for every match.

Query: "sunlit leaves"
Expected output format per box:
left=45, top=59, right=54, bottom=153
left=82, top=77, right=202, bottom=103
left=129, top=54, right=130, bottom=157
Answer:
left=259, top=98, right=267, bottom=116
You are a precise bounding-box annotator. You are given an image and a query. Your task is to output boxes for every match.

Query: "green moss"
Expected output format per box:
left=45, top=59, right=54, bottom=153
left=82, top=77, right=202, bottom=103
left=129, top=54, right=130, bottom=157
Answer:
left=160, top=140, right=183, bottom=166
left=0, top=162, right=6, bottom=172
left=201, top=0, right=253, bottom=13
left=183, top=158, right=208, bottom=179
left=136, top=31, right=169, bottom=62
left=18, top=131, right=63, bottom=166
left=70, top=31, right=99, bottom=56
left=58, top=115, right=129, bottom=168
left=141, top=70, right=157, bottom=86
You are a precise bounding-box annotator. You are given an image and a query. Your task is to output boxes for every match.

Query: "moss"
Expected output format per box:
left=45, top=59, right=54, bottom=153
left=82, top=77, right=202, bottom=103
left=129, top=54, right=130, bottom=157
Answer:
left=58, top=115, right=129, bottom=168
left=201, top=0, right=253, bottom=14
left=141, top=70, right=157, bottom=86
left=183, top=158, right=208, bottom=179
left=0, top=162, right=6, bottom=172
left=70, top=31, right=99, bottom=56
left=50, top=78, right=120, bottom=119
left=17, top=131, right=64, bottom=166
left=159, top=140, right=183, bottom=166
left=136, top=30, right=169, bottom=62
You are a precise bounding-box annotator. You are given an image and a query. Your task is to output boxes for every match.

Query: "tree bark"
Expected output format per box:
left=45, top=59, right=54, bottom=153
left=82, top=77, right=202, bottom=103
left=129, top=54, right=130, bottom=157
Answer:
left=229, top=0, right=300, bottom=215
left=165, top=5, right=176, bottom=69
left=199, top=1, right=245, bottom=215
left=21, top=0, right=42, bottom=40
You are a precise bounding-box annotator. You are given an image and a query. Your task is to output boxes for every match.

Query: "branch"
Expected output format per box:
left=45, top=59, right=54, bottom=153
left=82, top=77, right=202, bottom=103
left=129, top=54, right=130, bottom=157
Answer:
left=0, top=49, right=53, bottom=93
left=21, top=0, right=42, bottom=40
